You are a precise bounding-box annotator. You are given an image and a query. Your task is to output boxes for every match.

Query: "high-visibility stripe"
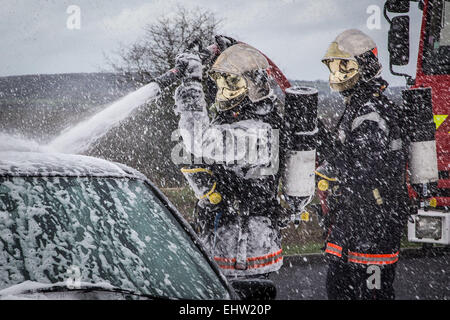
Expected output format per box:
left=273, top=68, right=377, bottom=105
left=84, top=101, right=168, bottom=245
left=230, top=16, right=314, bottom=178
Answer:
left=294, top=127, right=319, bottom=136
left=325, top=242, right=342, bottom=258
left=325, top=248, right=342, bottom=257
left=351, top=111, right=388, bottom=134
left=348, top=251, right=399, bottom=258
left=214, top=256, right=236, bottom=263
left=247, top=249, right=283, bottom=261
left=180, top=167, right=213, bottom=175
left=348, top=251, right=399, bottom=265
left=248, top=257, right=283, bottom=269
left=327, top=243, right=342, bottom=251
left=314, top=171, right=337, bottom=182
left=348, top=257, right=399, bottom=265
left=214, top=250, right=283, bottom=270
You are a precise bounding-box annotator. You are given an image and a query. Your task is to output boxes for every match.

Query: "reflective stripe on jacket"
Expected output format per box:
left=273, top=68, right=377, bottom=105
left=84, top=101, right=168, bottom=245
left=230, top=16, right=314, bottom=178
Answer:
left=325, top=242, right=343, bottom=258
left=325, top=242, right=399, bottom=265
left=214, top=249, right=283, bottom=270
left=348, top=251, right=399, bottom=265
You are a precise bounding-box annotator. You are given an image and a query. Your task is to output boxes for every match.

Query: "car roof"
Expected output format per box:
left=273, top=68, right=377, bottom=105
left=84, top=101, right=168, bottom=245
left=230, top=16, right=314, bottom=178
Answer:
left=0, top=151, right=146, bottom=179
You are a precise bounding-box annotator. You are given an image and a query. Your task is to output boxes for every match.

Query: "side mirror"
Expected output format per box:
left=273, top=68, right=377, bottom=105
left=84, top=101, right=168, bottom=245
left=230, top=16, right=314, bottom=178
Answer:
left=388, top=15, right=410, bottom=66
left=386, top=0, right=410, bottom=13
left=230, top=279, right=277, bottom=300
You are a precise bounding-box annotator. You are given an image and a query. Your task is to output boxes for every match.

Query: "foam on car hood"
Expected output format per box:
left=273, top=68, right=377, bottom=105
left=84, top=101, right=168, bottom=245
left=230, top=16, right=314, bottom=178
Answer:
left=0, top=151, right=142, bottom=178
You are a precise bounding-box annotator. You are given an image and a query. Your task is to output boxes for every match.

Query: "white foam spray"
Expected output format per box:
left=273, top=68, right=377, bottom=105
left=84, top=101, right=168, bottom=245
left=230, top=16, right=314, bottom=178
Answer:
left=0, top=133, right=51, bottom=153
left=47, top=82, right=161, bottom=154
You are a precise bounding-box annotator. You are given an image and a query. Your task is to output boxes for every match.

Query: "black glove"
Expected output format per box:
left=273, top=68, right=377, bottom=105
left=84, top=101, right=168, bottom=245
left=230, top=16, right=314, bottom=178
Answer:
left=181, top=35, right=236, bottom=70
left=214, top=35, right=238, bottom=52
left=155, top=35, right=237, bottom=88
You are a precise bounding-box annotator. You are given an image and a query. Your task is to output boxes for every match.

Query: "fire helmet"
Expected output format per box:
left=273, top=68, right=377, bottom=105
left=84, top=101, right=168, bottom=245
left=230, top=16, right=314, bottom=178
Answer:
left=322, top=29, right=382, bottom=92
left=209, top=43, right=272, bottom=111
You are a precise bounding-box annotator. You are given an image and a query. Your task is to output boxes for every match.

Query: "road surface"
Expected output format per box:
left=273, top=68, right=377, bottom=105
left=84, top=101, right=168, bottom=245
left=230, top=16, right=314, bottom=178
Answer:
left=270, top=248, right=449, bottom=300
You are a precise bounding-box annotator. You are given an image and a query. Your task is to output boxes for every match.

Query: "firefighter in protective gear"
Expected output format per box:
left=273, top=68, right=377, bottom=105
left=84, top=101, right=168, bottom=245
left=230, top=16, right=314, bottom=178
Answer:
left=318, top=29, right=409, bottom=300
left=172, top=38, right=311, bottom=283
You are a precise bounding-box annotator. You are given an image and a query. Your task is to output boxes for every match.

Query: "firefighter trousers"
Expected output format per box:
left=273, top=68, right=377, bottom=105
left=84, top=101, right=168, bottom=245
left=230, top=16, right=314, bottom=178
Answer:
left=326, top=259, right=397, bottom=300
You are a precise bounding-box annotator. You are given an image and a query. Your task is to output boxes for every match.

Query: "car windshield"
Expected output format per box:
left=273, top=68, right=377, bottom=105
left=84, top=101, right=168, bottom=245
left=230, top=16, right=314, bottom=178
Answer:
left=0, top=176, right=230, bottom=300
left=423, top=0, right=450, bottom=74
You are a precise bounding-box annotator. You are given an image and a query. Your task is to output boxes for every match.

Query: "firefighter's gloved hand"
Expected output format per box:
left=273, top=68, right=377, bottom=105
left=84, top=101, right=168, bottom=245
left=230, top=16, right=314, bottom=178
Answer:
left=214, top=35, right=238, bottom=53
left=315, top=161, right=340, bottom=194
left=175, top=52, right=203, bottom=81
left=174, top=81, right=207, bottom=113
left=198, top=35, right=238, bottom=68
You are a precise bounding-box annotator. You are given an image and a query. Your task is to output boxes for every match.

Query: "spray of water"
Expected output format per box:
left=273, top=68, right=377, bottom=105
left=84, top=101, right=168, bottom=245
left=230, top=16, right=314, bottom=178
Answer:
left=47, top=82, right=161, bottom=154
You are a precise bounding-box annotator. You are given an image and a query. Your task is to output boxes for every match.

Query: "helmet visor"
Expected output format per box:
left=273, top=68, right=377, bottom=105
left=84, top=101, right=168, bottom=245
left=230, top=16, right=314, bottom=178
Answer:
left=210, top=72, right=248, bottom=111
left=326, top=59, right=359, bottom=83
left=325, top=59, right=360, bottom=92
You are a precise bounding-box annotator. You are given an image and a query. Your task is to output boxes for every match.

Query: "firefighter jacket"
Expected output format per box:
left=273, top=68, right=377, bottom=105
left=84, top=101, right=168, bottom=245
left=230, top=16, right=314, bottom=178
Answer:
left=319, top=77, right=410, bottom=265
left=174, top=80, right=287, bottom=276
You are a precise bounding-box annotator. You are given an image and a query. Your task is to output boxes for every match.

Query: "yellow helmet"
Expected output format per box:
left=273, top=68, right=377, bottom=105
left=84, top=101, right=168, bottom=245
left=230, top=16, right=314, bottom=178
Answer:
left=322, top=29, right=381, bottom=92
left=209, top=43, right=271, bottom=111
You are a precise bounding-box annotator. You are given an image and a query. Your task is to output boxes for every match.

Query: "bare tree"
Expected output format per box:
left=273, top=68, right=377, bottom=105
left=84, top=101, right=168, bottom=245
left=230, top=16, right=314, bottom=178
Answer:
left=106, top=6, right=221, bottom=84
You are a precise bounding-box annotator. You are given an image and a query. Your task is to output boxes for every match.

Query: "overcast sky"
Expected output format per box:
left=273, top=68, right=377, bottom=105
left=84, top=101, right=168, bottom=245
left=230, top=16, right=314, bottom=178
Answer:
left=0, top=0, right=424, bottom=86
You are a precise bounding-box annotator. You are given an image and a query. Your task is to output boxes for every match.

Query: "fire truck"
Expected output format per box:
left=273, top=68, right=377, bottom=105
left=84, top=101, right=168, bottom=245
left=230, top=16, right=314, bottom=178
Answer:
left=385, top=0, right=449, bottom=245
